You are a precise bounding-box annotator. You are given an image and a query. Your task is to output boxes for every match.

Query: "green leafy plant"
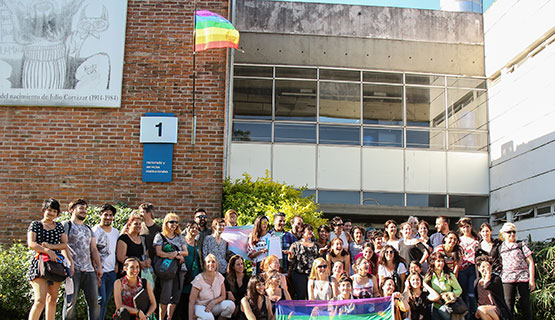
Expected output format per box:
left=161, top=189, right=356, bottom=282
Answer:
left=529, top=238, right=555, bottom=320
left=222, top=172, right=326, bottom=229
left=0, top=241, right=34, bottom=319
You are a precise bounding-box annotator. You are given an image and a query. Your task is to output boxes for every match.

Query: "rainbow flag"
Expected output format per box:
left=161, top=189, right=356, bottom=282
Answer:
left=276, top=297, right=393, bottom=320
left=195, top=10, right=239, bottom=52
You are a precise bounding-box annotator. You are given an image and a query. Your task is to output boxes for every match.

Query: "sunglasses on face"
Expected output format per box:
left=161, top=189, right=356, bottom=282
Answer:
left=506, top=230, right=516, bottom=234
left=196, top=215, right=207, bottom=219
left=335, top=223, right=344, bottom=227
left=385, top=250, right=395, bottom=254
left=168, top=220, right=179, bottom=224
left=317, top=265, right=327, bottom=269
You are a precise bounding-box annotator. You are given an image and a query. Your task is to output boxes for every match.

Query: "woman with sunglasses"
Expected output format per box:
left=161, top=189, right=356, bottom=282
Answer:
left=308, top=258, right=338, bottom=300
left=202, top=218, right=229, bottom=275
left=498, top=223, right=535, bottom=320
left=154, top=213, right=188, bottom=320
left=247, top=216, right=270, bottom=274
left=377, top=245, right=407, bottom=292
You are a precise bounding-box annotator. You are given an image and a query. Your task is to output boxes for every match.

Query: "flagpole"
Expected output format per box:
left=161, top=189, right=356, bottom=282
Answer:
left=192, top=0, right=197, bottom=145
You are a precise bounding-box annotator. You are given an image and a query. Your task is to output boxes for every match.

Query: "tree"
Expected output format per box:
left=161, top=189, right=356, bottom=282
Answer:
left=222, top=172, right=326, bottom=229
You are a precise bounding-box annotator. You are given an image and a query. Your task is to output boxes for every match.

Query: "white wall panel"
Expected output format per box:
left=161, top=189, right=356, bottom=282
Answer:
left=273, top=144, right=316, bottom=188
left=229, top=143, right=271, bottom=180
left=405, top=150, right=447, bottom=193
left=318, top=146, right=360, bottom=190
left=362, top=148, right=404, bottom=192
left=491, top=140, right=555, bottom=190
left=447, top=152, right=489, bottom=194
left=490, top=170, right=555, bottom=213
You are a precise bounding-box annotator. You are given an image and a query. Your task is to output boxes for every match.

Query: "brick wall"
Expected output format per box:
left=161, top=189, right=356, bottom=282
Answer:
left=0, top=0, right=230, bottom=243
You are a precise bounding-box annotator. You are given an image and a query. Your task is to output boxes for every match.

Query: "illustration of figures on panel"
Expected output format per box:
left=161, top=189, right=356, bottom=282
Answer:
left=0, top=0, right=127, bottom=107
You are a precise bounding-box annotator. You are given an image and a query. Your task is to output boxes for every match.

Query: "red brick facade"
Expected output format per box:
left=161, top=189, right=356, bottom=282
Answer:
left=0, top=0, right=230, bottom=243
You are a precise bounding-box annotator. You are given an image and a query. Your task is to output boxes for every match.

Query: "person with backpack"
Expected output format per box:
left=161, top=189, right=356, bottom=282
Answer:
left=498, top=223, right=535, bottom=320
left=377, top=244, right=407, bottom=292
left=62, top=199, right=102, bottom=320
left=154, top=213, right=188, bottom=320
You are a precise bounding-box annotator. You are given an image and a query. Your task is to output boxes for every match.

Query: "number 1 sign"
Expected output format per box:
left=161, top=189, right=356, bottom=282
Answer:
left=140, top=116, right=178, bottom=143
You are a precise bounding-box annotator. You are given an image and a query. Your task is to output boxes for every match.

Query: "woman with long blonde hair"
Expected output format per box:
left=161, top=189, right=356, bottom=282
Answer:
left=153, top=213, right=188, bottom=320
left=307, top=258, right=338, bottom=300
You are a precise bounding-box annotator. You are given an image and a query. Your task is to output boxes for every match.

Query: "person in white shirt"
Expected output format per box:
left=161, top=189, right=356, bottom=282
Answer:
left=92, top=203, right=120, bottom=320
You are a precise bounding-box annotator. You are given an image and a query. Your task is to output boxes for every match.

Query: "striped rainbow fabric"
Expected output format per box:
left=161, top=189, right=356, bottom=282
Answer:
left=276, top=297, right=393, bottom=320
left=195, top=10, right=239, bottom=52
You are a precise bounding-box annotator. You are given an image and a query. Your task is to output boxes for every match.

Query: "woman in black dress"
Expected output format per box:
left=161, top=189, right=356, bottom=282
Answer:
left=226, top=255, right=249, bottom=320
left=240, top=275, right=273, bottom=320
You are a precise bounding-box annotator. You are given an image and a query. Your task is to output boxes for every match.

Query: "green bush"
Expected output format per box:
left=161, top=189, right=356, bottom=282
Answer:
left=223, top=172, right=327, bottom=229
left=0, top=241, right=33, bottom=319
left=529, top=239, right=555, bottom=320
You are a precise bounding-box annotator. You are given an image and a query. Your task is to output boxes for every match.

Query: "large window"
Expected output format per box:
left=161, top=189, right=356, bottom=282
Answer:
left=232, top=65, right=487, bottom=151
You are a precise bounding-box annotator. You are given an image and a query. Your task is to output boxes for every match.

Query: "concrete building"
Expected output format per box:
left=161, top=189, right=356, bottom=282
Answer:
left=226, top=0, right=490, bottom=227
left=484, top=0, right=555, bottom=241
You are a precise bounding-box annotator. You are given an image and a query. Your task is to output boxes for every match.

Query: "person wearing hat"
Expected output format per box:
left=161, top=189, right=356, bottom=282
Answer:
left=498, top=222, right=535, bottom=320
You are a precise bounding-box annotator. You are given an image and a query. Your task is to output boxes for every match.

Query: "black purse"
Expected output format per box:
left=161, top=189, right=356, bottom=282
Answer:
left=37, top=254, right=67, bottom=282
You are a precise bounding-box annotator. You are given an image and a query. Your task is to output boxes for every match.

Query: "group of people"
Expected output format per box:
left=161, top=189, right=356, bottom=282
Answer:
left=27, top=198, right=535, bottom=320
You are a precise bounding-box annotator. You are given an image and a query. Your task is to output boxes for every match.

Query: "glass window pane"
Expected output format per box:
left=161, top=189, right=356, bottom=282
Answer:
left=447, top=89, right=488, bottom=129
left=275, top=80, right=317, bottom=121
left=319, top=125, right=360, bottom=145
left=363, top=192, right=404, bottom=206
left=302, top=189, right=316, bottom=199
left=318, top=190, right=360, bottom=204
left=275, top=123, right=316, bottom=143
left=319, top=82, right=361, bottom=123
left=363, top=71, right=402, bottom=84
left=406, top=129, right=445, bottom=149
left=407, top=194, right=446, bottom=207
left=233, top=79, right=272, bottom=120
left=363, top=84, right=403, bottom=125
left=232, top=122, right=271, bottom=142
left=319, top=69, right=360, bottom=81
left=234, top=65, right=273, bottom=77
left=447, top=77, right=486, bottom=89
left=363, top=127, right=403, bottom=147
left=276, top=67, right=317, bottom=79
left=448, top=131, right=488, bottom=151
left=406, top=86, right=446, bottom=128
left=406, top=74, right=444, bottom=86
left=449, top=195, right=488, bottom=216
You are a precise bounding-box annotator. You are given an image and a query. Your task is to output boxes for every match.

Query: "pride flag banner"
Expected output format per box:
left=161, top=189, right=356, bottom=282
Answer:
left=221, top=225, right=254, bottom=260
left=276, top=297, right=393, bottom=320
left=195, top=10, right=240, bottom=52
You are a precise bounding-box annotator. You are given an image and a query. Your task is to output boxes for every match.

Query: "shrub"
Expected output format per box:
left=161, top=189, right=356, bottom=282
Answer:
left=529, top=238, right=555, bottom=320
left=223, top=172, right=327, bottom=229
left=0, top=241, right=33, bottom=319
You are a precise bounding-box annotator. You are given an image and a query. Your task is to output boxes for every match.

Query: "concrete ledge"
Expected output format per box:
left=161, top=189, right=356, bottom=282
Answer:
left=318, top=203, right=466, bottom=217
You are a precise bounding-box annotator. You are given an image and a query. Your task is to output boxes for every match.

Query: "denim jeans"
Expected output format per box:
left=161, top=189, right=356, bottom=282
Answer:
left=98, top=271, right=116, bottom=320
left=63, top=270, right=100, bottom=320
left=458, top=265, right=476, bottom=320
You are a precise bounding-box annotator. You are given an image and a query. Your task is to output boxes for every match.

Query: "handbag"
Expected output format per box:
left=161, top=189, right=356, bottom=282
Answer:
left=37, top=253, right=67, bottom=282
left=441, top=295, right=469, bottom=315
left=153, top=234, right=179, bottom=280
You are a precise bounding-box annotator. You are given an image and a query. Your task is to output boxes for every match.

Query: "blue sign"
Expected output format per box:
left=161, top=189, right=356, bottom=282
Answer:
left=142, top=144, right=173, bottom=182
left=141, top=113, right=176, bottom=182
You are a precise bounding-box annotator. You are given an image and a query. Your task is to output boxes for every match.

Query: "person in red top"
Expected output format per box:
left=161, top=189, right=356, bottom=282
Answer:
left=113, top=257, right=156, bottom=320
left=433, top=231, right=462, bottom=276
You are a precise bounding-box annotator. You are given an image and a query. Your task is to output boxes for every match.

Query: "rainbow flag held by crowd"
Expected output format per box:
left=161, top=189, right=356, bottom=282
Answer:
left=195, top=10, right=240, bottom=52
left=221, top=225, right=254, bottom=260
left=276, top=297, right=393, bottom=320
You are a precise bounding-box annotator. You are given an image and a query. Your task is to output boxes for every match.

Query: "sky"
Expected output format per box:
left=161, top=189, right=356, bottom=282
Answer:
left=276, top=0, right=496, bottom=12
